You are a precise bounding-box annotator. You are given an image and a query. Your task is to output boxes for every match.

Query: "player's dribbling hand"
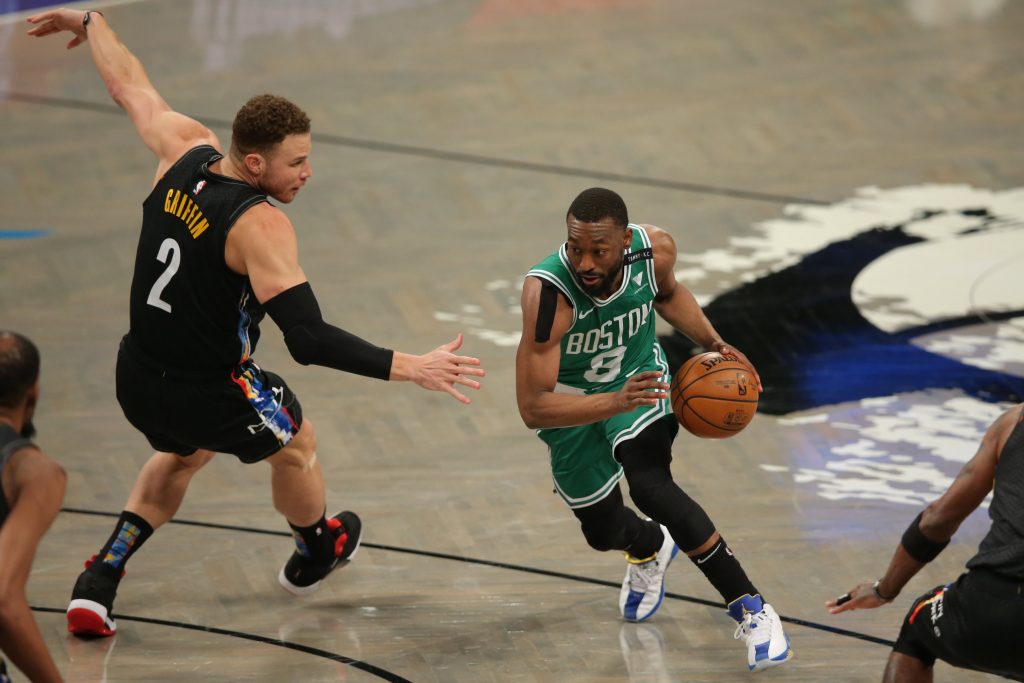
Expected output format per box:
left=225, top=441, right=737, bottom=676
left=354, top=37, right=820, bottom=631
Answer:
left=26, top=9, right=89, bottom=49
left=825, top=581, right=890, bottom=614
left=612, top=370, right=669, bottom=413
left=712, top=341, right=763, bottom=393
left=409, top=333, right=486, bottom=404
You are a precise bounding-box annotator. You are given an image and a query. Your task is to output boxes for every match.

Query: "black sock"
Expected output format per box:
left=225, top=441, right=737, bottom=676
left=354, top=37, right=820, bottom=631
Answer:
left=93, top=510, right=154, bottom=576
left=625, top=520, right=663, bottom=560
left=688, top=536, right=758, bottom=604
left=288, top=513, right=335, bottom=563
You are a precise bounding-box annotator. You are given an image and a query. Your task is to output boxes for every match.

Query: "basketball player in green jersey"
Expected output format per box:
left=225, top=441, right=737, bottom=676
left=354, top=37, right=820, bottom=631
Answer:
left=516, top=188, right=792, bottom=672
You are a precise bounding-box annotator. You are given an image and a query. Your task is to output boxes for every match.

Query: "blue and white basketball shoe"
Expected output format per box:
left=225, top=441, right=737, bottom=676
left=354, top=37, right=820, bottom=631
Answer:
left=729, top=594, right=793, bottom=671
left=619, top=525, right=679, bottom=622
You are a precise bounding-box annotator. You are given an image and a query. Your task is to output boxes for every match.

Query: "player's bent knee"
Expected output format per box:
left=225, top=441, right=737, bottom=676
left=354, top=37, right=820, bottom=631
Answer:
left=174, top=449, right=214, bottom=469
left=289, top=417, right=317, bottom=454
left=267, top=431, right=317, bottom=472
left=579, top=519, right=619, bottom=552
left=267, top=447, right=315, bottom=471
left=627, top=478, right=676, bottom=519
left=628, top=481, right=715, bottom=550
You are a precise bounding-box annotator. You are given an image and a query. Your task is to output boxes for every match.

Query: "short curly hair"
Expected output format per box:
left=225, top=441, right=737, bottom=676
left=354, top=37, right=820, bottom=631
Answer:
left=231, top=94, right=311, bottom=157
left=567, top=187, right=629, bottom=227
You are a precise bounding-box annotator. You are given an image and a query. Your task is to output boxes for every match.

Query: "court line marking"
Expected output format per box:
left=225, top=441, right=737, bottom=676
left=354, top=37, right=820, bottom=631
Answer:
left=0, top=229, right=50, bottom=239
left=1, top=92, right=829, bottom=206
left=61, top=507, right=896, bottom=648
left=30, top=605, right=414, bottom=683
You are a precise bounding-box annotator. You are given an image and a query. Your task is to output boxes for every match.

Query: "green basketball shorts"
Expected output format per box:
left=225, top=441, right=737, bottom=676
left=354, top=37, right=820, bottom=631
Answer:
left=537, top=398, right=671, bottom=508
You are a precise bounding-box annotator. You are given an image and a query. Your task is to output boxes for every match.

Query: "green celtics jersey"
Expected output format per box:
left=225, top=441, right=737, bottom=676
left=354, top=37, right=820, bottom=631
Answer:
left=527, top=224, right=670, bottom=394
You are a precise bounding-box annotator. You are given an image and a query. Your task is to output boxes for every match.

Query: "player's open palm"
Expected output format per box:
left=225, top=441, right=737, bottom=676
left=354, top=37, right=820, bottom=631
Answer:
left=613, top=370, right=669, bottom=413
left=411, top=333, right=486, bottom=404
left=826, top=581, right=889, bottom=614
left=26, top=9, right=89, bottom=49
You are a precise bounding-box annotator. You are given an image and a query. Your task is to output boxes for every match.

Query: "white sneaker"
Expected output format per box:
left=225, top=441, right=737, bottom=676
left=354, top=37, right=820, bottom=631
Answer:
left=729, top=595, right=793, bottom=672
left=619, top=525, right=679, bottom=622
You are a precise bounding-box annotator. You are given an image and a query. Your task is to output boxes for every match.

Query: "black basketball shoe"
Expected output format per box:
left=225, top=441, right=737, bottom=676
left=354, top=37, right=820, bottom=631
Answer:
left=67, top=556, right=123, bottom=637
left=278, top=510, right=362, bottom=596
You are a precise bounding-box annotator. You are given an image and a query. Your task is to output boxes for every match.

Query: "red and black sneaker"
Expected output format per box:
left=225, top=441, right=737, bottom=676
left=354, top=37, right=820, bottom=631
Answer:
left=278, top=511, right=361, bottom=596
left=67, top=556, right=124, bottom=638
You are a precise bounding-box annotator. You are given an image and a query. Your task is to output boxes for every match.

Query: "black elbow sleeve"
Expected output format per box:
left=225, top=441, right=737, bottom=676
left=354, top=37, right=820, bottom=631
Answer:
left=265, top=282, right=394, bottom=380
left=282, top=324, right=321, bottom=365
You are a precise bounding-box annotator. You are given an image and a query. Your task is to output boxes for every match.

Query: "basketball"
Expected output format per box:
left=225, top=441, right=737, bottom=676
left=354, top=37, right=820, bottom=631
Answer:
left=671, top=352, right=758, bottom=438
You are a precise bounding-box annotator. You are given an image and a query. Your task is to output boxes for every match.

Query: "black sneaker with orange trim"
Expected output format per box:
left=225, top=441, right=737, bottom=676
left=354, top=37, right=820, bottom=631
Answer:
left=278, top=511, right=361, bottom=596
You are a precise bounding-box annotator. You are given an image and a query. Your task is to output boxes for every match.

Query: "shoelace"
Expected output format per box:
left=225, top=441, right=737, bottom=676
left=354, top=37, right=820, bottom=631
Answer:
left=733, top=613, right=754, bottom=641
left=628, top=557, right=663, bottom=592
left=733, top=610, right=770, bottom=642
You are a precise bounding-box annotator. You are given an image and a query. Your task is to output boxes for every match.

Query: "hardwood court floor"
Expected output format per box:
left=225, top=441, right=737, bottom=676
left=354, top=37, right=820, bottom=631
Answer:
left=3, top=0, right=1024, bottom=681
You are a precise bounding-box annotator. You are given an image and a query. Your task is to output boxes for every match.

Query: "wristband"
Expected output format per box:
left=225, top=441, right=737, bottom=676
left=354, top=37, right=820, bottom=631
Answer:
left=900, top=511, right=949, bottom=563
left=872, top=579, right=896, bottom=603
left=83, top=10, right=104, bottom=29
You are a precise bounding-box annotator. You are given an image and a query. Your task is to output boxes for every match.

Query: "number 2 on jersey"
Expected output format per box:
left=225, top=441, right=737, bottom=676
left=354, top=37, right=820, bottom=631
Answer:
left=146, top=237, right=181, bottom=313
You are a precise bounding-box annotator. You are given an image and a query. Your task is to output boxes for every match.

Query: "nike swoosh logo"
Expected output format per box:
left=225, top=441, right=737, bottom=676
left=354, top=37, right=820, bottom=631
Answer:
left=577, top=307, right=595, bottom=319
left=696, top=542, right=723, bottom=564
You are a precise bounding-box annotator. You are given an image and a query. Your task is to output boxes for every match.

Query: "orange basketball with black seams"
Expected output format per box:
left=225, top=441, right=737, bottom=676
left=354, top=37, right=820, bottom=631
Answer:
left=671, top=352, right=758, bottom=438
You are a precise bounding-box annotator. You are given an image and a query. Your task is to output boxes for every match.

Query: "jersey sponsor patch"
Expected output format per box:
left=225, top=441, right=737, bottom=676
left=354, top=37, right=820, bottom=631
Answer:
left=623, top=247, right=653, bottom=265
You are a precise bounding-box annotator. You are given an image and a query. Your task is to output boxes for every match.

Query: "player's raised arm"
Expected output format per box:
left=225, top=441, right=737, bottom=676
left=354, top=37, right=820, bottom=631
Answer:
left=515, top=276, right=667, bottom=428
left=27, top=8, right=218, bottom=177
left=646, top=224, right=762, bottom=392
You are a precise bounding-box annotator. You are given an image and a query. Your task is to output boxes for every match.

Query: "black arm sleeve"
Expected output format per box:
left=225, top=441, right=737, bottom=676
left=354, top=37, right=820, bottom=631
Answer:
left=263, top=282, right=394, bottom=380
left=535, top=281, right=559, bottom=343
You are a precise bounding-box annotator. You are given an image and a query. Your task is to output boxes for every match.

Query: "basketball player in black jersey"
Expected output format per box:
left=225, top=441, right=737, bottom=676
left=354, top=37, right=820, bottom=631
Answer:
left=828, top=403, right=1024, bottom=682
left=0, top=332, right=66, bottom=682
left=27, top=8, right=486, bottom=638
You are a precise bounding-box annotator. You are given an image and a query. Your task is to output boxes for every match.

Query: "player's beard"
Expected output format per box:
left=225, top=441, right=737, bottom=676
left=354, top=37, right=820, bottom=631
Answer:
left=576, top=255, right=624, bottom=298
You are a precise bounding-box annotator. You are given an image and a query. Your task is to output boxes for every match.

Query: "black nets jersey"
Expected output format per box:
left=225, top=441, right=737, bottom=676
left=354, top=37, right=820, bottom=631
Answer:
left=128, top=145, right=269, bottom=372
left=967, top=407, right=1024, bottom=580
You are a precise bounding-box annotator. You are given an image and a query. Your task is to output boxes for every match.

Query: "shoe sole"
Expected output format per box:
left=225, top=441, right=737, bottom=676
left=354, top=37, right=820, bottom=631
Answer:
left=67, top=599, right=116, bottom=637
left=278, top=525, right=362, bottom=597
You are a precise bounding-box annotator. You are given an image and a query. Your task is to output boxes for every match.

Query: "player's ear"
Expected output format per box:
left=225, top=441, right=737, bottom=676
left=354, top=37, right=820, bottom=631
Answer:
left=622, top=225, right=632, bottom=249
left=244, top=152, right=265, bottom=176
left=24, top=380, right=39, bottom=413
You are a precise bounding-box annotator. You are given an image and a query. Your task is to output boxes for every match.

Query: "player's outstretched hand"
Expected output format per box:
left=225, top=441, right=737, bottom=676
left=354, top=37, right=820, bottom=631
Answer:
left=406, top=333, right=485, bottom=404
left=712, top=341, right=763, bottom=392
left=612, top=370, right=669, bottom=413
left=26, top=9, right=89, bottom=49
left=826, top=581, right=890, bottom=615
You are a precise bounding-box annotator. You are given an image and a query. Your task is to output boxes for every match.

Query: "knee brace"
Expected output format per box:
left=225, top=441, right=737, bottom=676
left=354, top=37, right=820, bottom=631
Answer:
left=648, top=488, right=714, bottom=552
left=624, top=470, right=715, bottom=552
